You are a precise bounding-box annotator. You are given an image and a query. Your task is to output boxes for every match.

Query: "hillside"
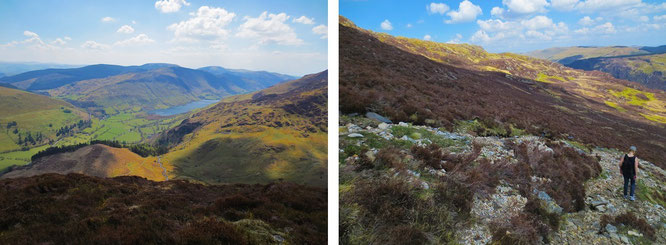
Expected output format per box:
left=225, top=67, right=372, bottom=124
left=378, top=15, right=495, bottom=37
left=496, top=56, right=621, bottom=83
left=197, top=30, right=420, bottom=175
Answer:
left=339, top=16, right=666, bottom=244
left=526, top=46, right=652, bottom=65
left=198, top=66, right=297, bottom=92
left=1, top=144, right=165, bottom=181
left=0, top=173, right=326, bottom=244
left=568, top=53, right=666, bottom=90
left=526, top=46, right=666, bottom=90
left=0, top=86, right=88, bottom=155
left=157, top=71, right=328, bottom=187
left=339, top=16, right=666, bottom=168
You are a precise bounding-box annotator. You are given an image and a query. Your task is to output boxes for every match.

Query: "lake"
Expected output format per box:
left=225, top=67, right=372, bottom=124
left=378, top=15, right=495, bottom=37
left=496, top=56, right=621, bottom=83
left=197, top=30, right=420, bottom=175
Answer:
left=148, top=99, right=218, bottom=116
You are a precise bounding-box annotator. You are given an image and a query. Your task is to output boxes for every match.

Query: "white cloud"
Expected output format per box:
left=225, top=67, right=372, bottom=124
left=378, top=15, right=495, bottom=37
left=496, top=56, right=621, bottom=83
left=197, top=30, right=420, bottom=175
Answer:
left=446, top=0, right=482, bottom=24
left=575, top=22, right=616, bottom=34
left=502, top=0, right=549, bottom=15
left=51, top=38, right=67, bottom=45
left=81, top=41, right=110, bottom=50
left=447, top=33, right=463, bottom=43
left=423, top=34, right=432, bottom=40
left=312, top=24, right=327, bottom=39
left=578, top=16, right=594, bottom=26
left=551, top=0, right=579, bottom=11
left=380, top=19, right=393, bottom=30
left=168, top=6, right=236, bottom=42
left=655, top=15, right=666, bottom=21
left=101, top=17, right=115, bottom=22
left=491, top=7, right=505, bottom=18
left=521, top=15, right=554, bottom=30
left=471, top=30, right=506, bottom=43
left=117, top=25, right=135, bottom=34
left=23, top=31, right=38, bottom=39
left=236, top=11, right=303, bottom=45
left=427, top=2, right=450, bottom=15
left=477, top=19, right=518, bottom=31
left=293, top=16, right=315, bottom=25
left=575, top=0, right=640, bottom=12
left=155, top=0, right=190, bottom=13
left=639, top=15, right=649, bottom=22
left=114, top=34, right=155, bottom=46
left=406, top=23, right=413, bottom=28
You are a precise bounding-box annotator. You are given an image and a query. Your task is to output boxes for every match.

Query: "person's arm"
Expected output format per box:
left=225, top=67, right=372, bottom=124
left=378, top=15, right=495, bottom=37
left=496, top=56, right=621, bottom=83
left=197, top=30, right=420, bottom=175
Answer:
left=634, top=158, right=639, bottom=179
left=619, top=156, right=624, bottom=174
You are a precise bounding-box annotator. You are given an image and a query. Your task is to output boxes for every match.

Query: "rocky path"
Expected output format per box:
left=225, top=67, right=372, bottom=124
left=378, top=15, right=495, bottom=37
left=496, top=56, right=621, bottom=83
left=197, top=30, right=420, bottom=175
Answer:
left=157, top=156, right=169, bottom=181
left=550, top=149, right=666, bottom=245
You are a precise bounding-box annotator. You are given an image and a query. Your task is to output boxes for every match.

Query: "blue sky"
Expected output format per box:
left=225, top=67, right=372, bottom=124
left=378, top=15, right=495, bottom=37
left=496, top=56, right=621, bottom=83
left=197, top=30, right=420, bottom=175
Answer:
left=341, top=0, right=666, bottom=53
left=0, top=0, right=327, bottom=76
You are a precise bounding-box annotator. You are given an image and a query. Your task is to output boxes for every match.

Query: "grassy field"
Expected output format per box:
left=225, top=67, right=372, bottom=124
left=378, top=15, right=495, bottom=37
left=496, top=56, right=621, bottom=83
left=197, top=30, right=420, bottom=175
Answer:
left=0, top=107, right=188, bottom=171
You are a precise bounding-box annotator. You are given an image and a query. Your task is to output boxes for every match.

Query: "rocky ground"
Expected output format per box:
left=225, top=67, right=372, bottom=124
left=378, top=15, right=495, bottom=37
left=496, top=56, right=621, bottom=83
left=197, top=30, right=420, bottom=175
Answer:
left=340, top=114, right=666, bottom=244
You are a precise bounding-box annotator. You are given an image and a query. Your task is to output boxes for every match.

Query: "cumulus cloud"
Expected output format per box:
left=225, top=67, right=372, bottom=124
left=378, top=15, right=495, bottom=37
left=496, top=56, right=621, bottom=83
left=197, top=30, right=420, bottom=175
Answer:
left=491, top=7, right=505, bottom=18
left=155, top=0, right=190, bottom=13
left=101, top=17, right=115, bottom=22
left=472, top=16, right=569, bottom=44
left=427, top=2, right=450, bottom=15
left=502, top=0, right=549, bottom=15
left=168, top=6, right=236, bottom=42
left=447, top=33, right=463, bottom=44
left=114, top=34, right=155, bottom=46
left=312, top=24, right=327, bottom=39
left=575, top=22, right=616, bottom=34
left=655, top=15, right=666, bottom=21
left=551, top=0, right=579, bottom=11
left=575, top=0, right=640, bottom=12
left=423, top=34, right=432, bottom=40
left=293, top=16, right=314, bottom=25
left=51, top=38, right=67, bottom=45
left=81, top=40, right=110, bottom=50
left=236, top=11, right=303, bottom=45
left=578, top=16, right=594, bottom=26
left=117, top=25, right=135, bottom=34
left=446, top=0, right=483, bottom=23
left=380, top=19, right=393, bottom=30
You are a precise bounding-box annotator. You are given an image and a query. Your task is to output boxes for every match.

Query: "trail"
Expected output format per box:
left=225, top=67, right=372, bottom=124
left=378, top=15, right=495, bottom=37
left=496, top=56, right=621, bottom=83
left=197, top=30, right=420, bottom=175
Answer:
left=550, top=149, right=666, bottom=244
left=157, top=156, right=169, bottom=181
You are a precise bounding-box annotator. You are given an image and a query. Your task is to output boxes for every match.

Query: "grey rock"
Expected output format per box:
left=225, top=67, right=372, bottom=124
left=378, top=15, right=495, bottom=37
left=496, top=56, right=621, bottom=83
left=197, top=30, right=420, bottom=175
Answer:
left=606, top=224, right=617, bottom=234
left=422, top=182, right=430, bottom=190
left=348, top=133, right=364, bottom=138
left=366, top=112, right=392, bottom=123
left=398, top=122, right=409, bottom=126
left=378, top=122, right=390, bottom=130
left=620, top=235, right=629, bottom=244
left=597, top=205, right=606, bottom=212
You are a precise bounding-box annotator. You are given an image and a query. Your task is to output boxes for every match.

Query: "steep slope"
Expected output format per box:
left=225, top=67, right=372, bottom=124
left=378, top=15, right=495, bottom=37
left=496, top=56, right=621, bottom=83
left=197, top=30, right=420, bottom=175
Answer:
left=526, top=46, right=651, bottom=65
left=198, top=66, right=297, bottom=91
left=1, top=144, right=165, bottom=181
left=568, top=53, right=666, bottom=90
left=0, top=87, right=88, bottom=154
left=0, top=173, right=326, bottom=244
left=157, top=71, right=328, bottom=187
left=339, top=16, right=666, bottom=167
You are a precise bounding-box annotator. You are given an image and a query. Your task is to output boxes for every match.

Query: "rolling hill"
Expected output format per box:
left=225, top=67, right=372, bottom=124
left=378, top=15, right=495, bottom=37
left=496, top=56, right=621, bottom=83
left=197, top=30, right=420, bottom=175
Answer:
left=527, top=46, right=666, bottom=90
left=339, top=16, right=666, bottom=168
left=0, top=144, right=165, bottom=181
left=198, top=66, right=297, bottom=91
left=0, top=86, right=88, bottom=155
left=156, top=70, right=328, bottom=187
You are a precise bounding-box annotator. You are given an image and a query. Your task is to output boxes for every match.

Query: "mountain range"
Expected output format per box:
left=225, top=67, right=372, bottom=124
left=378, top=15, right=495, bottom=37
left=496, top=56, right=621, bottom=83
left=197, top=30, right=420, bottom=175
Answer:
left=527, top=46, right=666, bottom=90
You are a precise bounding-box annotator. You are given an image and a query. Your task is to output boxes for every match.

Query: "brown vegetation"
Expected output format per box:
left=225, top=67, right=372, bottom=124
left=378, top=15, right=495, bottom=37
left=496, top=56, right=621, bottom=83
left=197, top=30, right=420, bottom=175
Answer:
left=0, top=173, right=326, bottom=244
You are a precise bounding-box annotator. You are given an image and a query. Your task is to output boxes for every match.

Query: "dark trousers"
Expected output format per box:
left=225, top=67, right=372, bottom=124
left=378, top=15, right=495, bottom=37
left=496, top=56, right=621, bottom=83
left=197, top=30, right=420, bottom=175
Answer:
left=623, top=175, right=636, bottom=197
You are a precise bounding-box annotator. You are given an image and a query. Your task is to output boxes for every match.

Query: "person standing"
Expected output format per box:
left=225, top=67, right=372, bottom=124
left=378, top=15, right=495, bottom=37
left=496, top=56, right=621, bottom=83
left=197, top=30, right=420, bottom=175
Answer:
left=619, top=146, right=639, bottom=201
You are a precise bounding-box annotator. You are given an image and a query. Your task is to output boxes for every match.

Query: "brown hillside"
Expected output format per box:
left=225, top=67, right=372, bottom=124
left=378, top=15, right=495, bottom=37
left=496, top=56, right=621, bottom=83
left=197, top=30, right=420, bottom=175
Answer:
left=0, top=173, right=326, bottom=244
left=339, top=17, right=666, bottom=167
left=1, top=144, right=165, bottom=181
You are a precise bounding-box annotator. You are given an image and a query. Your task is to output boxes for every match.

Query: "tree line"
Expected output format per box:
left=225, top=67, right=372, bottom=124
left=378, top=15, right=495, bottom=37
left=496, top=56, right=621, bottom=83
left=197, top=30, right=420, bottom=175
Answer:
left=31, top=140, right=168, bottom=161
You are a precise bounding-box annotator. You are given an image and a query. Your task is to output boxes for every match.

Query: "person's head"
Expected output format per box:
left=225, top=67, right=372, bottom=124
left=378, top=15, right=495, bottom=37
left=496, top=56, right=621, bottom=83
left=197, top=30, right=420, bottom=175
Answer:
left=629, top=146, right=637, bottom=154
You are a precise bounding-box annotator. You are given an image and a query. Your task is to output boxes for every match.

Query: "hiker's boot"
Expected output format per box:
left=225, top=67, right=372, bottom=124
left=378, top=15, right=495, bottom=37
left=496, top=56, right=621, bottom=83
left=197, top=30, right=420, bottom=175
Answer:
left=630, top=196, right=635, bottom=201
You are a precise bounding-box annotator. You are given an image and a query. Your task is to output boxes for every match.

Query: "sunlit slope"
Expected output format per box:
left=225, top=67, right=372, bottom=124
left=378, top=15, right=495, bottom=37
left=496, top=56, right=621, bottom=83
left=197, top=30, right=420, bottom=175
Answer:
left=1, top=144, right=165, bottom=181
left=339, top=16, right=666, bottom=167
left=158, top=71, right=328, bottom=187
left=568, top=53, right=666, bottom=90
left=526, top=46, right=650, bottom=64
left=0, top=87, right=88, bottom=153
